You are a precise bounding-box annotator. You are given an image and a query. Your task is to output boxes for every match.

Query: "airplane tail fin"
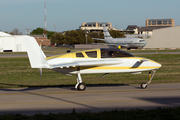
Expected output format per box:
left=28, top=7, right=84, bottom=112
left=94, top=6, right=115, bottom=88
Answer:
left=103, top=24, right=113, bottom=39
left=24, top=36, right=50, bottom=68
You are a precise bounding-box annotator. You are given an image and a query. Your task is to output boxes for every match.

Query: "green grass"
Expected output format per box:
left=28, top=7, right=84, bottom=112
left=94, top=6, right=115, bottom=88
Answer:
left=0, top=47, right=180, bottom=55
left=0, top=107, right=180, bottom=120
left=0, top=54, right=180, bottom=88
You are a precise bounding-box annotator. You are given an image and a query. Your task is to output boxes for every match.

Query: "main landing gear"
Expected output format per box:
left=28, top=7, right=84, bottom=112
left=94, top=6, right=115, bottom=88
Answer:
left=140, top=69, right=157, bottom=89
left=75, top=71, right=87, bottom=91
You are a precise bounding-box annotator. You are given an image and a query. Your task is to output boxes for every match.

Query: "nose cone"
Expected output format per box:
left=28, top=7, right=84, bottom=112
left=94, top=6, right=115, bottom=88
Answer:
left=142, top=42, right=147, bottom=47
left=145, top=41, right=147, bottom=45
left=150, top=60, right=162, bottom=69
left=140, top=58, right=162, bottom=70
left=156, top=62, right=162, bottom=69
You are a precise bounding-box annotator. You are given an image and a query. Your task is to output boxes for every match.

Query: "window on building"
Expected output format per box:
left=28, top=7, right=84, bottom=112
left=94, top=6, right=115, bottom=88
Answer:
left=148, top=21, right=151, bottom=25
left=152, top=21, right=156, bottom=25
left=168, top=21, right=172, bottom=24
left=157, top=21, right=162, bottom=25
left=85, top=51, right=97, bottom=58
left=163, top=21, right=167, bottom=25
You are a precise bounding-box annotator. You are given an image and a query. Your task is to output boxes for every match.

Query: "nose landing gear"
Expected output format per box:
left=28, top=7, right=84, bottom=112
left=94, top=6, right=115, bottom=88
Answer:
left=140, top=69, right=157, bottom=89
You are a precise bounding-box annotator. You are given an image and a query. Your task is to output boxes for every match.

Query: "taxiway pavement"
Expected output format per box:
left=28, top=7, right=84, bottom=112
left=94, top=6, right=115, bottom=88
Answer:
left=0, top=83, right=180, bottom=115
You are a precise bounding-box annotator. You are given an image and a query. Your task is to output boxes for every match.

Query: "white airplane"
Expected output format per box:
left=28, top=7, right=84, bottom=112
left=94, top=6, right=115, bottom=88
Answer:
left=24, top=36, right=161, bottom=91
left=93, top=24, right=147, bottom=50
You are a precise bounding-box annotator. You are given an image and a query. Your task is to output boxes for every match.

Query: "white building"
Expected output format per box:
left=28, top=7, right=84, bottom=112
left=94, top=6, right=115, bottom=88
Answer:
left=145, top=26, right=180, bottom=48
left=0, top=32, right=27, bottom=52
left=79, top=22, right=118, bottom=32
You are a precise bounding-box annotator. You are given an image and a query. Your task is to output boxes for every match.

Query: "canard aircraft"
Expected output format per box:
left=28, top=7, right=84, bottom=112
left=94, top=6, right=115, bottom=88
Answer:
left=24, top=36, right=161, bottom=91
left=93, top=24, right=147, bottom=50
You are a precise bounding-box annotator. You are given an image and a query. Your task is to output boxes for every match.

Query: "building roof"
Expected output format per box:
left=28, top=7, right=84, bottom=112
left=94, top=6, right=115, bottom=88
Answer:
left=126, top=25, right=138, bottom=30
left=148, top=18, right=172, bottom=21
left=83, top=22, right=111, bottom=26
left=0, top=31, right=11, bottom=36
left=138, top=26, right=171, bottom=31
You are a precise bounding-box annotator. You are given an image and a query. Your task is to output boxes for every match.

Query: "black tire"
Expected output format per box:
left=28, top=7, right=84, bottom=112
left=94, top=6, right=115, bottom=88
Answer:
left=77, top=83, right=86, bottom=91
left=127, top=48, right=131, bottom=50
left=141, top=82, right=147, bottom=89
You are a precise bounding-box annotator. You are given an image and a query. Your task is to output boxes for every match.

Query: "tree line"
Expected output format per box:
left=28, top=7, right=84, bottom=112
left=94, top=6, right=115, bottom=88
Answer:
left=8, top=28, right=125, bottom=46
left=50, top=29, right=125, bottom=46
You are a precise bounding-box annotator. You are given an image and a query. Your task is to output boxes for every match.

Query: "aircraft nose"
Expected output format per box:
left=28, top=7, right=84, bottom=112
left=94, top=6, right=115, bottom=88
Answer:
left=155, top=62, right=162, bottom=69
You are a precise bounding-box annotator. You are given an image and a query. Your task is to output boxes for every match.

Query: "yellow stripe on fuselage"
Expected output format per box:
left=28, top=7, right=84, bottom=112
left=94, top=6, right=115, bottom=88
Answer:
left=46, top=49, right=100, bottom=60
left=80, top=66, right=160, bottom=69
left=60, top=66, right=160, bottom=70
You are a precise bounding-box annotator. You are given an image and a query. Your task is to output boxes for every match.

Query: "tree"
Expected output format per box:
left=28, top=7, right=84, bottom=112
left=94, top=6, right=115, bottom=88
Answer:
left=9, top=28, right=23, bottom=35
left=109, top=30, right=125, bottom=38
left=31, top=28, right=44, bottom=35
left=30, top=28, right=56, bottom=39
left=51, top=33, right=66, bottom=45
left=88, top=32, right=104, bottom=43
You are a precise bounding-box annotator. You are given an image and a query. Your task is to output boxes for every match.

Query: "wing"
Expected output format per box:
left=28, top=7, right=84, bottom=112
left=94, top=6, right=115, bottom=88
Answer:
left=92, top=38, right=106, bottom=41
left=50, top=60, right=123, bottom=69
left=92, top=41, right=129, bottom=48
left=116, top=43, right=129, bottom=47
left=92, top=42, right=129, bottom=47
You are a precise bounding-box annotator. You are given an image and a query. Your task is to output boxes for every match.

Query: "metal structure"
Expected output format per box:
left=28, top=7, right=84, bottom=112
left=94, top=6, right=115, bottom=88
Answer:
left=44, top=2, right=47, bottom=35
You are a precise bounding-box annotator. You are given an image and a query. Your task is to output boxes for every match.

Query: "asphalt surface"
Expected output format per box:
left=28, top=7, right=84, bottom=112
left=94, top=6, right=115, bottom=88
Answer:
left=0, top=83, right=180, bottom=115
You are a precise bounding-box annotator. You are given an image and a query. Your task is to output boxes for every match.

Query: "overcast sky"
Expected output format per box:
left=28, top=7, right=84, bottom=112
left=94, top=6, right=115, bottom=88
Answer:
left=0, top=0, right=180, bottom=34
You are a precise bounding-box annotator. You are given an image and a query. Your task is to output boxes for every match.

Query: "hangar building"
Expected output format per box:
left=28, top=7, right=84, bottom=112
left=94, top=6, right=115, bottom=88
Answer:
left=144, top=25, right=180, bottom=48
left=0, top=32, right=51, bottom=52
left=0, top=34, right=27, bottom=52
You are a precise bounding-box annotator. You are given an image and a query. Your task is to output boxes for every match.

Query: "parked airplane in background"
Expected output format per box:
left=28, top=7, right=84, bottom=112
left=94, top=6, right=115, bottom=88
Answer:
left=24, top=36, right=161, bottom=91
left=93, top=24, right=147, bottom=50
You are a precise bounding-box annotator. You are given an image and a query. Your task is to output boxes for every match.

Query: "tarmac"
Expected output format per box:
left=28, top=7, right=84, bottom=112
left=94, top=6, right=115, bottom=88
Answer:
left=0, top=83, right=180, bottom=115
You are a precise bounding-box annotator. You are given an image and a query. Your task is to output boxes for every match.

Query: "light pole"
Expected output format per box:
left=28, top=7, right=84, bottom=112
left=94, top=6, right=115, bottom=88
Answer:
left=54, top=24, right=56, bottom=33
left=41, top=40, right=43, bottom=49
left=85, top=34, right=87, bottom=44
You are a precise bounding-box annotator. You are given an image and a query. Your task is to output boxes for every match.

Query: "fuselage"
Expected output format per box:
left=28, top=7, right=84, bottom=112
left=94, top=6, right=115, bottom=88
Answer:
left=104, top=38, right=147, bottom=49
left=46, top=48, right=161, bottom=75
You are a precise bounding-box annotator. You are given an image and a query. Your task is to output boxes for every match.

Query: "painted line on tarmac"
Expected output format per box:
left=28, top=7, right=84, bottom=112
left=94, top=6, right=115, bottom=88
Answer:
left=0, top=88, right=180, bottom=96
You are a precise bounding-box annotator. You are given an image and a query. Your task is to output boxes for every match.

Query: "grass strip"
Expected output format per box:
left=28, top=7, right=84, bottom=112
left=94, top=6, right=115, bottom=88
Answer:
left=0, top=54, right=179, bottom=88
left=0, top=107, right=180, bottom=120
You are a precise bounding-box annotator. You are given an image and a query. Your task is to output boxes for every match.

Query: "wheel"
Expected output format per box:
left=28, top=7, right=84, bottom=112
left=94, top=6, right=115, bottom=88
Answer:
left=141, top=82, right=147, bottom=89
left=127, top=48, right=131, bottom=50
left=77, top=83, right=86, bottom=91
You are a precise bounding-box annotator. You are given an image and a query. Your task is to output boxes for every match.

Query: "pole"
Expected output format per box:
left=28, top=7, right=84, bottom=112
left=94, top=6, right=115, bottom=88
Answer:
left=54, top=24, right=56, bottom=33
left=44, top=2, right=47, bottom=36
left=85, top=34, right=87, bottom=44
